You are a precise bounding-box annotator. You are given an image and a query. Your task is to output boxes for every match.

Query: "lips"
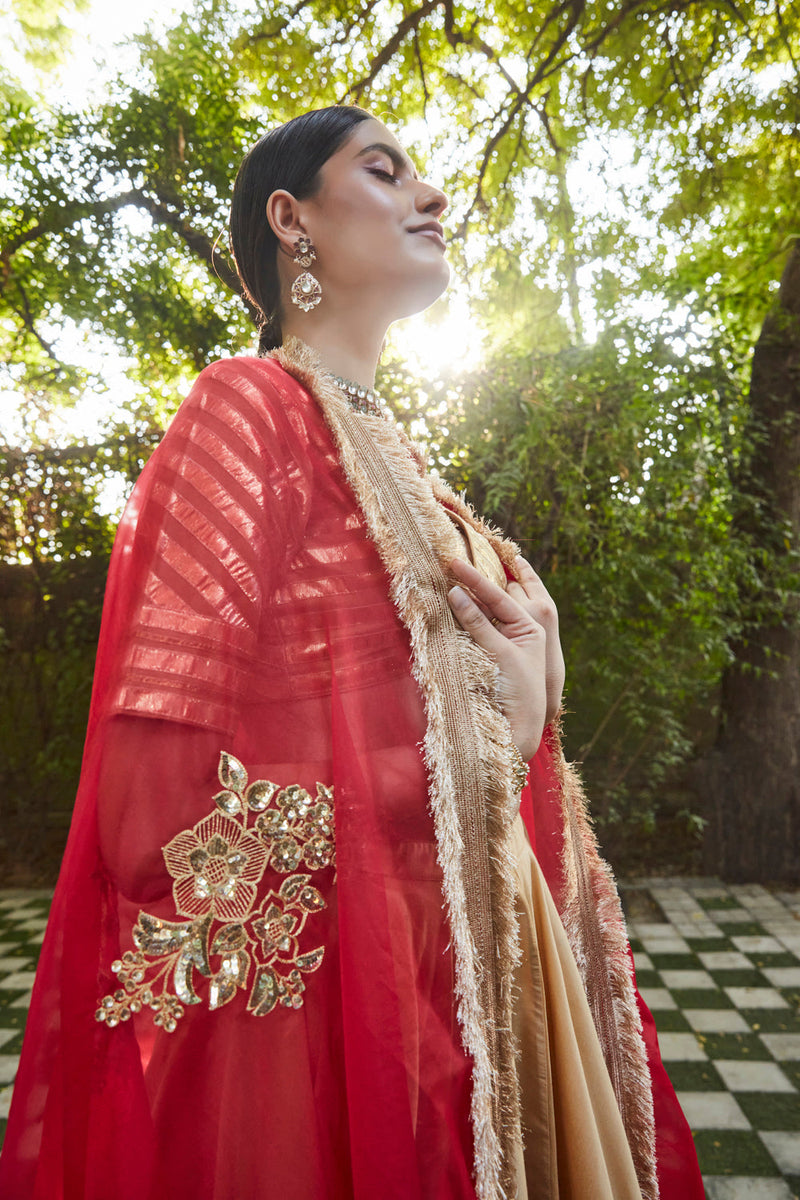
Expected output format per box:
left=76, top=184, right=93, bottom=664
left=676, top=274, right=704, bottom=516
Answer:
left=408, top=222, right=446, bottom=251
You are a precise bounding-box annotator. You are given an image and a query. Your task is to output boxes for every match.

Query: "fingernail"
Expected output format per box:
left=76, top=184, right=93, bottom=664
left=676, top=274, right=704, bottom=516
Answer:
left=448, top=585, right=467, bottom=604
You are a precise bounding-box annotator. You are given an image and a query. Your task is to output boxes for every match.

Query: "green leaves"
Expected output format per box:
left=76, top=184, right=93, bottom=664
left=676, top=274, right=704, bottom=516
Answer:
left=421, top=317, right=773, bottom=825
left=1, top=0, right=797, bottom=864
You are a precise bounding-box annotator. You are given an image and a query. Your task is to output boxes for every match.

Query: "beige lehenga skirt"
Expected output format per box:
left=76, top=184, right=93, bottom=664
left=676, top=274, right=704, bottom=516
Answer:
left=509, top=815, right=643, bottom=1200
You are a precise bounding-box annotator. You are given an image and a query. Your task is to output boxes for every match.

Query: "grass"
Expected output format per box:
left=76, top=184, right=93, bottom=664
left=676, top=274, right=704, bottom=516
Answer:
left=666, top=1060, right=726, bottom=1091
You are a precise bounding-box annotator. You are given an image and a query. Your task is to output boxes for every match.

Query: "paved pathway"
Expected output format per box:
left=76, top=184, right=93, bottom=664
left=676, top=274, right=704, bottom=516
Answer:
left=1, top=880, right=800, bottom=1197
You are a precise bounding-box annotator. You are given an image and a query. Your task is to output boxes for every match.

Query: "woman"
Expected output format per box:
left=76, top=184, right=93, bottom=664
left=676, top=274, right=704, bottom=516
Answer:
left=0, top=106, right=704, bottom=1199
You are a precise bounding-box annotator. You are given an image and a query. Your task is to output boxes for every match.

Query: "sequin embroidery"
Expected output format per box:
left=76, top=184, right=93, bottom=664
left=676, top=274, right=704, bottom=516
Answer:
left=96, top=752, right=335, bottom=1030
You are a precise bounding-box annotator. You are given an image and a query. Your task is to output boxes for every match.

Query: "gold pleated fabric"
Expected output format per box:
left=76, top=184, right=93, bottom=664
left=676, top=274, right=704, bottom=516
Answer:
left=510, top=815, right=643, bottom=1200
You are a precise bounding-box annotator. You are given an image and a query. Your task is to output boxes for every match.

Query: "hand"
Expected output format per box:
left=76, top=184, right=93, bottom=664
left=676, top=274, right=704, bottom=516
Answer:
left=446, top=555, right=565, bottom=761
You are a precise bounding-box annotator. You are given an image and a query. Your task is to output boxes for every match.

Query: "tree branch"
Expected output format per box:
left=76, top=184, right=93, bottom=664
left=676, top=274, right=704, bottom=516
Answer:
left=240, top=0, right=311, bottom=46
left=441, top=0, right=525, bottom=94
left=8, top=280, right=58, bottom=360
left=0, top=191, right=143, bottom=281
left=1, top=188, right=257, bottom=324
left=340, top=0, right=440, bottom=102
left=331, top=0, right=383, bottom=45
left=454, top=93, right=527, bottom=237
left=774, top=0, right=800, bottom=77
left=413, top=28, right=430, bottom=110
left=141, top=189, right=249, bottom=302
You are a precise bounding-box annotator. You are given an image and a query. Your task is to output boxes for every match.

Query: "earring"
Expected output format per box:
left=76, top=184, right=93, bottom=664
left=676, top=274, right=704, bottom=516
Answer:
left=290, top=236, right=321, bottom=312
left=293, top=234, right=316, bottom=267
left=291, top=272, right=322, bottom=312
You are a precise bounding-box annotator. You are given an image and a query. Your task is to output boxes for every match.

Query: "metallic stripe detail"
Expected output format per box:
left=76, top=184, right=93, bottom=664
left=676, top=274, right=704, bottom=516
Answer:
left=341, top=405, right=500, bottom=1060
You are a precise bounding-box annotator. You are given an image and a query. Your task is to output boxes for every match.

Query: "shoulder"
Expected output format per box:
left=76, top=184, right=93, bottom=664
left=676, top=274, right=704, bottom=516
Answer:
left=168, top=355, right=317, bottom=456
left=119, top=356, right=315, bottom=553
left=191, top=354, right=313, bottom=409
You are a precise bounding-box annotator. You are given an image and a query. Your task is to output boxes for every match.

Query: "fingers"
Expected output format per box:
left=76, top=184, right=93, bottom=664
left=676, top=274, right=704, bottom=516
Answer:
left=448, top=557, right=536, bottom=633
left=511, top=555, right=559, bottom=632
left=512, top=555, right=564, bottom=723
left=447, top=556, right=552, bottom=760
left=447, top=585, right=511, bottom=655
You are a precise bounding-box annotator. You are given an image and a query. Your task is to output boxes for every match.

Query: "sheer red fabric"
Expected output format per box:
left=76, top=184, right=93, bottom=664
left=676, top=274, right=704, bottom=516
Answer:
left=0, top=355, right=702, bottom=1199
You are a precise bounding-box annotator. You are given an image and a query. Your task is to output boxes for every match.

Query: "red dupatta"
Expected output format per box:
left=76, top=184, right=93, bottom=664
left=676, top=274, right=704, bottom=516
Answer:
left=0, top=342, right=702, bottom=1199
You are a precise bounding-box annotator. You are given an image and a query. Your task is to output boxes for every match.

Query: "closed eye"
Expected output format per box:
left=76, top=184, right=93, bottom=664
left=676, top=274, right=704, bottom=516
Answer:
left=368, top=168, right=399, bottom=184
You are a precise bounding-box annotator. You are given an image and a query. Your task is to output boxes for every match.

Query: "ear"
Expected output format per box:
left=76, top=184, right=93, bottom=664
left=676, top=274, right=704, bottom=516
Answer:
left=266, top=189, right=307, bottom=256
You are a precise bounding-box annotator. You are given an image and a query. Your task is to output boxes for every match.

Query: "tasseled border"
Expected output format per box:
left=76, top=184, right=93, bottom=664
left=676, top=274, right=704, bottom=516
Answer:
left=429, top=457, right=659, bottom=1200
left=270, top=339, right=658, bottom=1200
left=553, top=734, right=659, bottom=1200
left=272, top=340, right=522, bottom=1199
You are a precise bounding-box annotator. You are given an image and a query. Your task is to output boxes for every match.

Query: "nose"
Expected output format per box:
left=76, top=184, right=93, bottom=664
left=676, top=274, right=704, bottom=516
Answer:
left=414, top=179, right=448, bottom=219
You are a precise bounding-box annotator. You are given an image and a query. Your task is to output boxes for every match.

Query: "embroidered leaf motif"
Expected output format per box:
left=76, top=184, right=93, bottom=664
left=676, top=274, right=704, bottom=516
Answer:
left=133, top=912, right=193, bottom=957
left=219, top=752, right=248, bottom=795
left=207, top=947, right=251, bottom=1010
left=248, top=967, right=280, bottom=1016
left=211, top=923, right=247, bottom=954
left=96, top=755, right=334, bottom=1032
left=187, top=915, right=212, bottom=974
left=278, top=873, right=312, bottom=901
left=246, top=780, right=278, bottom=812
left=209, top=973, right=238, bottom=1010
left=296, top=947, right=324, bottom=973
left=174, top=950, right=203, bottom=1005
left=213, top=789, right=242, bottom=816
left=296, top=885, right=325, bottom=914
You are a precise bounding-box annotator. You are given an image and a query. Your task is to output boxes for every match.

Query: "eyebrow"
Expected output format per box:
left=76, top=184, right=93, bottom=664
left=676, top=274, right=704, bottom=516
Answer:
left=356, top=142, right=419, bottom=180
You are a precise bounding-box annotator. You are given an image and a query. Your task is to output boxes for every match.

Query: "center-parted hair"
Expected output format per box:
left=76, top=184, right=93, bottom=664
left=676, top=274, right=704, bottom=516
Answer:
left=229, top=105, right=372, bottom=355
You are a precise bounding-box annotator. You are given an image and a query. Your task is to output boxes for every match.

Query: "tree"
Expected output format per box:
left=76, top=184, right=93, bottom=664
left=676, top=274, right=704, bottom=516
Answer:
left=0, top=428, right=158, bottom=881
left=391, top=314, right=747, bottom=840
left=701, top=241, right=800, bottom=882
left=1, top=0, right=798, bottom=878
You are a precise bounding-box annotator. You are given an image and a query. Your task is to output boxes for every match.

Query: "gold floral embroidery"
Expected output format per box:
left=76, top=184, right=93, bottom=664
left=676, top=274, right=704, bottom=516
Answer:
left=96, top=753, right=335, bottom=1031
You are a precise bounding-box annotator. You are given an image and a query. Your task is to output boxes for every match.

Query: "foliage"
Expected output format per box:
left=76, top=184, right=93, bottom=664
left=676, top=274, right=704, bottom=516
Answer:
left=1, top=0, right=798, bottom=870
left=0, top=431, right=159, bottom=873
left=381, top=317, right=763, bottom=833
left=2, top=0, right=797, bottom=396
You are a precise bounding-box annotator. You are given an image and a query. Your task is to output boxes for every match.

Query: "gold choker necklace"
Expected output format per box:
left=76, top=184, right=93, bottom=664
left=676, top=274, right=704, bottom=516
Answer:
left=331, top=374, right=385, bottom=418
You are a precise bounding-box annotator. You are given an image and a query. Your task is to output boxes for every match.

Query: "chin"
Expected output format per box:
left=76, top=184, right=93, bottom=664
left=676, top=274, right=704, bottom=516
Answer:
left=393, top=262, right=451, bottom=320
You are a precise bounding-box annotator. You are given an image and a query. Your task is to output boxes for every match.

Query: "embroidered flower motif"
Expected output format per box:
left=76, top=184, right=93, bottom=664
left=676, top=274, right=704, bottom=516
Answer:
left=303, top=833, right=334, bottom=870
left=271, top=837, right=301, bottom=872
left=255, top=783, right=335, bottom=873
left=164, top=812, right=269, bottom=921
left=254, top=903, right=300, bottom=958
left=96, top=753, right=334, bottom=1031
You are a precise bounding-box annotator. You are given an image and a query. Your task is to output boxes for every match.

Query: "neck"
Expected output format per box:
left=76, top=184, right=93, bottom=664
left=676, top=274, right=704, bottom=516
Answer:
left=279, top=308, right=387, bottom=390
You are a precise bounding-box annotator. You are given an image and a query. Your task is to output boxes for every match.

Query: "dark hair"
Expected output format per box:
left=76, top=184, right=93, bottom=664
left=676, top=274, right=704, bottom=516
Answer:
left=229, top=105, right=372, bottom=354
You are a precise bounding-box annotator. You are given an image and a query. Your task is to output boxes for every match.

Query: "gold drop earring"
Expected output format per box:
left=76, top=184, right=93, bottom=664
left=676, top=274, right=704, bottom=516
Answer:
left=290, top=235, right=322, bottom=312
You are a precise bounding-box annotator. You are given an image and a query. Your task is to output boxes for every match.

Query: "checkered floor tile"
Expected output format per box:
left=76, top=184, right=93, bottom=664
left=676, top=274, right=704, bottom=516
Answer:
left=627, top=879, right=800, bottom=1199
left=0, top=890, right=53, bottom=1133
left=1, top=880, right=800, bottom=1197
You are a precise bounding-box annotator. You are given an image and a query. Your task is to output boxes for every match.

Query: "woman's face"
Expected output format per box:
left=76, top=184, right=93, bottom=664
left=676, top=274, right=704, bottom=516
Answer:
left=299, top=118, right=450, bottom=321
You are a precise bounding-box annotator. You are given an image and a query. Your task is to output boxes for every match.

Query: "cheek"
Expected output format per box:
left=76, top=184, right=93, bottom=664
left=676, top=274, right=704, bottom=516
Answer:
left=321, top=183, right=402, bottom=246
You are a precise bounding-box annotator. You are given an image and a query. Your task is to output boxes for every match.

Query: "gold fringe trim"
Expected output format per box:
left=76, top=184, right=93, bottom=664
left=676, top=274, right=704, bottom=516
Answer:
left=270, top=339, right=657, bottom=1200
left=552, top=730, right=659, bottom=1200
left=272, top=339, right=522, bottom=1199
